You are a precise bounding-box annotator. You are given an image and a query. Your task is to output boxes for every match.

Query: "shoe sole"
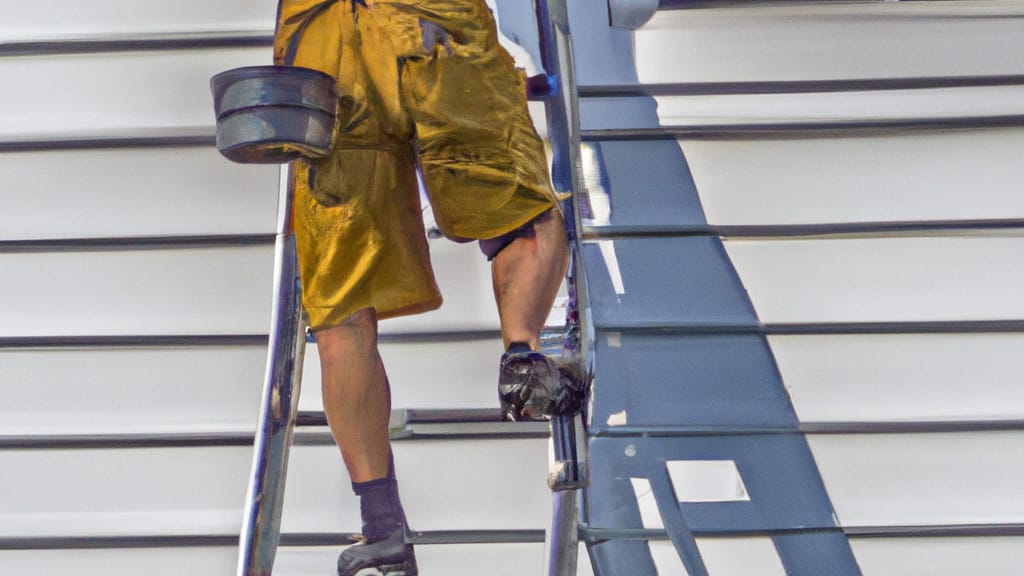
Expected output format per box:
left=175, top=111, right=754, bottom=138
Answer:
left=349, top=562, right=417, bottom=576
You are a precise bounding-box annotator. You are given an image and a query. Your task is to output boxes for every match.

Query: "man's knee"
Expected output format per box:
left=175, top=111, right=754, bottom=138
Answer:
left=478, top=209, right=554, bottom=261
left=315, top=307, right=380, bottom=358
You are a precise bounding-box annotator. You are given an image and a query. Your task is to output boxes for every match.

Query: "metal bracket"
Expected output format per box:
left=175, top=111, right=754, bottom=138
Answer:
left=549, top=413, right=587, bottom=491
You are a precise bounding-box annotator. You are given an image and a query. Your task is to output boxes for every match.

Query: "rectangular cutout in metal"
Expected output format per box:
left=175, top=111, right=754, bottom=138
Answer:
left=650, top=540, right=692, bottom=576
left=667, top=460, right=750, bottom=503
left=630, top=477, right=664, bottom=529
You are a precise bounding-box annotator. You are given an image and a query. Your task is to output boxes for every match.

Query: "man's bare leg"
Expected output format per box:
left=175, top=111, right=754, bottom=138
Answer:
left=492, top=209, right=571, bottom=420
left=318, top=308, right=415, bottom=575
left=316, top=307, right=392, bottom=483
left=491, top=209, right=570, bottom=349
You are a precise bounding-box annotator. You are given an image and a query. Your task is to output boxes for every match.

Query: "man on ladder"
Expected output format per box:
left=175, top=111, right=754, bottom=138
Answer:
left=274, top=0, right=570, bottom=573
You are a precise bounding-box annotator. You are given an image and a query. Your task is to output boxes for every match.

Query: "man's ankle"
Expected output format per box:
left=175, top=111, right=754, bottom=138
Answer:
left=505, top=341, right=533, bottom=354
left=353, top=477, right=404, bottom=542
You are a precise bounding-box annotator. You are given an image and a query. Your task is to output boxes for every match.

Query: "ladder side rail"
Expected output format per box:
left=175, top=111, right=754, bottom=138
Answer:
left=237, top=165, right=307, bottom=576
left=532, top=1, right=592, bottom=575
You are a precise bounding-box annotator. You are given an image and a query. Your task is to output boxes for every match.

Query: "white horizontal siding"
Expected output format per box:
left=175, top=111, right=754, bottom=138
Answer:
left=773, top=333, right=1024, bottom=423
left=377, top=239, right=502, bottom=334
left=0, top=52, right=546, bottom=145
left=0, top=48, right=269, bottom=140
left=14, top=537, right=1024, bottom=576
left=724, top=236, right=1024, bottom=324
left=0, top=241, right=499, bottom=339
left=0, top=337, right=504, bottom=438
left=281, top=439, right=550, bottom=533
left=851, top=537, right=1024, bottom=576
left=0, top=548, right=237, bottom=576
left=299, top=336, right=506, bottom=413
left=0, top=543, right=556, bottom=576
left=655, top=86, right=1024, bottom=126
left=692, top=538, right=787, bottom=576
left=0, top=439, right=549, bottom=537
left=0, top=0, right=276, bottom=41
left=0, top=246, right=274, bottom=337
left=678, top=129, right=1024, bottom=226
left=0, top=147, right=279, bottom=240
left=0, top=346, right=265, bottom=436
left=636, top=2, right=1024, bottom=84
left=809, top=432, right=1024, bottom=527
left=0, top=446, right=250, bottom=538
left=375, top=336, right=505, bottom=409
left=277, top=543, right=548, bottom=576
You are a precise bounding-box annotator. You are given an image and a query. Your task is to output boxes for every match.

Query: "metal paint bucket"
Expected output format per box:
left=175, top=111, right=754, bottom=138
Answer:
left=211, top=66, right=337, bottom=164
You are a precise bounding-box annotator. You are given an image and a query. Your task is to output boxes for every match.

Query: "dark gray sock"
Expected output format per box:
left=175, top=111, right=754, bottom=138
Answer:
left=506, top=341, right=532, bottom=354
left=352, top=477, right=403, bottom=543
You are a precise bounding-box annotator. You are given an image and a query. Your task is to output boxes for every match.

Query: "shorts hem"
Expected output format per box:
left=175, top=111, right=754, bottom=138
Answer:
left=306, top=296, right=444, bottom=331
left=471, top=196, right=564, bottom=243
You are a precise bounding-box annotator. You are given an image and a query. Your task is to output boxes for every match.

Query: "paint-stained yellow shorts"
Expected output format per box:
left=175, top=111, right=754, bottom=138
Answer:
left=274, top=0, right=560, bottom=329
